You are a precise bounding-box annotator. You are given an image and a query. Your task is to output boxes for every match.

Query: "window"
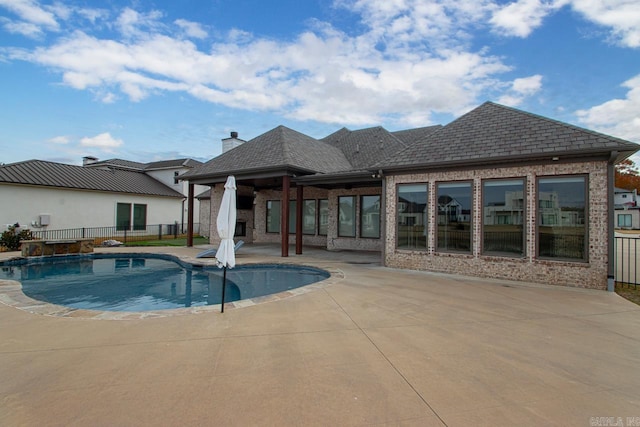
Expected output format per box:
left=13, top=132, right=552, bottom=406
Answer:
left=318, top=199, right=328, bottom=235
left=618, top=214, right=632, bottom=228
left=289, top=200, right=296, bottom=234
left=133, top=204, right=147, bottom=230
left=483, top=179, right=525, bottom=256
left=360, top=195, right=381, bottom=238
left=266, top=200, right=281, bottom=233
left=338, top=196, right=356, bottom=237
left=303, top=200, right=317, bottom=235
left=116, top=203, right=146, bottom=231
left=537, top=176, right=586, bottom=260
left=173, top=171, right=180, bottom=184
left=437, top=182, right=472, bottom=252
left=235, top=221, right=246, bottom=237
left=116, top=203, right=131, bottom=231
left=397, top=184, right=428, bottom=249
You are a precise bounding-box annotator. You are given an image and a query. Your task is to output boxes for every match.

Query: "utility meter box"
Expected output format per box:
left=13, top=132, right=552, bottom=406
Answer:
left=39, top=214, right=51, bottom=226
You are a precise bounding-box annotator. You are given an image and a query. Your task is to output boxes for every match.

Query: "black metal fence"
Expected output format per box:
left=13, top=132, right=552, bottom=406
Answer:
left=616, top=236, right=640, bottom=288
left=24, top=223, right=200, bottom=245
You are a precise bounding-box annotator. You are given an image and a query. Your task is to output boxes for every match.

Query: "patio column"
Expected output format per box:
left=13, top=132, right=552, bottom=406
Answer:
left=281, top=175, right=290, bottom=257
left=187, top=183, right=194, bottom=247
left=296, top=184, right=303, bottom=254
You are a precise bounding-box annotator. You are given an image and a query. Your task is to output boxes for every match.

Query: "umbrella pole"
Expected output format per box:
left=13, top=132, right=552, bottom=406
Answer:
left=221, top=266, right=227, bottom=313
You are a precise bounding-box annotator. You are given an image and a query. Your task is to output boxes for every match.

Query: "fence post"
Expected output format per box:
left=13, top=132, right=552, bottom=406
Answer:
left=158, top=224, right=162, bottom=241
left=124, top=229, right=127, bottom=243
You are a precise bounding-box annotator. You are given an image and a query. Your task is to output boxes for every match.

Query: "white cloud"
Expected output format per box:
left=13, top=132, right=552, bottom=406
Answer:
left=570, top=0, right=640, bottom=48
left=115, top=7, right=163, bottom=39
left=0, top=0, right=59, bottom=29
left=174, top=19, right=207, bottom=39
left=48, top=135, right=69, bottom=144
left=575, top=74, right=640, bottom=143
left=80, top=132, right=123, bottom=151
left=1, top=0, right=635, bottom=130
left=490, top=0, right=567, bottom=37
left=1, top=17, right=43, bottom=36
left=498, top=74, right=543, bottom=106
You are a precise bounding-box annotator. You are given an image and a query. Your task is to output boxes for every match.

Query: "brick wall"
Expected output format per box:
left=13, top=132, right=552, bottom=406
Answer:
left=384, top=161, right=610, bottom=289
left=252, top=186, right=382, bottom=251
left=208, top=184, right=256, bottom=245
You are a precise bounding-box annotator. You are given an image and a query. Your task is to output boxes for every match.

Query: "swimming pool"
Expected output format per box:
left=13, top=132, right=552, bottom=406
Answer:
left=0, top=253, right=330, bottom=312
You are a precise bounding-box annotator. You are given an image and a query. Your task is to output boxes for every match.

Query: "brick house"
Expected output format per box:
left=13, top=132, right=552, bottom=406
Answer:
left=182, top=102, right=639, bottom=290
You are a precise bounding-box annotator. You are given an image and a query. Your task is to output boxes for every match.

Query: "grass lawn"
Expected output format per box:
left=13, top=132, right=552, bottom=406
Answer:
left=616, top=283, right=640, bottom=306
left=124, top=236, right=209, bottom=247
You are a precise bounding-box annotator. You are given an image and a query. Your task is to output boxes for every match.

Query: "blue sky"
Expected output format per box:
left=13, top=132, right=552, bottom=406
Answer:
left=1, top=0, right=639, bottom=165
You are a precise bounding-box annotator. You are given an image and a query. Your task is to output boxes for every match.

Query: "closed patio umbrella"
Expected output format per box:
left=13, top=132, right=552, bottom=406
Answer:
left=215, top=175, right=237, bottom=313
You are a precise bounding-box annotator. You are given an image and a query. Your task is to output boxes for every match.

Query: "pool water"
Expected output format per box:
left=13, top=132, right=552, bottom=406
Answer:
left=0, top=254, right=330, bottom=312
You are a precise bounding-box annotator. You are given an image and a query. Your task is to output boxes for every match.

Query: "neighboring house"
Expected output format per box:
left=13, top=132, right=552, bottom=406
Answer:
left=83, top=156, right=207, bottom=226
left=186, top=102, right=640, bottom=290
left=0, top=158, right=194, bottom=232
left=614, top=187, right=640, bottom=229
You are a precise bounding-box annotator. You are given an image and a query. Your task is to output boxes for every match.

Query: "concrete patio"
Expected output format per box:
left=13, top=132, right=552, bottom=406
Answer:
left=1, top=244, right=639, bottom=426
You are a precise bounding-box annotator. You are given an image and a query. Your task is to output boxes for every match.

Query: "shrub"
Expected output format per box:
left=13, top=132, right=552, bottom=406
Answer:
left=0, top=224, right=33, bottom=251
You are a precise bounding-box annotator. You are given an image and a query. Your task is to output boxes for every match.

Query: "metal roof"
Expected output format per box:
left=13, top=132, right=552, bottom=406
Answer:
left=0, top=160, right=185, bottom=197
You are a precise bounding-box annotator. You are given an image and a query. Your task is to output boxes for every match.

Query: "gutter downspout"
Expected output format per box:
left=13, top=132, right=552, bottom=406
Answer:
left=607, top=151, right=618, bottom=292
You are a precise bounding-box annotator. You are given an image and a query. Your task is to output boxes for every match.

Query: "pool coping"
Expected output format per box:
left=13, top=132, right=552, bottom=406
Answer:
left=0, top=253, right=345, bottom=320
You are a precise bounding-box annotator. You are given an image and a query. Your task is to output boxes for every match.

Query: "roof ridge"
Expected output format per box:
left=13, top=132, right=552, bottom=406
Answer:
left=484, top=101, right=639, bottom=146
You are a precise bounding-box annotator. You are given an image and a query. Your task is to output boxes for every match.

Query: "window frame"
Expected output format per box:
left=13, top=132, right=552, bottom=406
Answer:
left=302, top=199, right=317, bottom=235
left=536, top=174, right=588, bottom=262
left=266, top=200, right=281, bottom=234
left=318, top=199, right=329, bottom=236
left=436, top=181, right=473, bottom=254
left=481, top=178, right=526, bottom=257
left=338, top=195, right=357, bottom=238
left=396, top=183, right=429, bottom=251
left=618, top=213, right=632, bottom=228
left=116, top=203, right=131, bottom=231
left=132, top=204, right=147, bottom=231
left=360, top=194, right=381, bottom=239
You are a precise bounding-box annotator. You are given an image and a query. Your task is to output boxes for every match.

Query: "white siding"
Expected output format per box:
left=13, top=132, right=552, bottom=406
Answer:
left=0, top=184, right=182, bottom=230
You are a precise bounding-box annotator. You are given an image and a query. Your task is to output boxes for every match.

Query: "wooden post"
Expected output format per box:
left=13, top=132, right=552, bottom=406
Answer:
left=296, top=184, right=303, bottom=254
left=281, top=175, right=290, bottom=257
left=187, top=183, right=194, bottom=247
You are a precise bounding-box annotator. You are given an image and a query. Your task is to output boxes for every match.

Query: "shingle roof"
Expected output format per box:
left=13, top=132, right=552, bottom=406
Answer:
left=183, top=125, right=353, bottom=179
left=391, top=125, right=442, bottom=144
left=378, top=102, right=640, bottom=170
left=0, top=160, right=184, bottom=197
left=321, top=126, right=410, bottom=169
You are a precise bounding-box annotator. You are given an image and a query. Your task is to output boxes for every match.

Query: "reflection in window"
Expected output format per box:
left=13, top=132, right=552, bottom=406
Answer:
left=437, top=182, right=472, bottom=252
left=537, top=176, right=586, bottom=260
left=133, top=204, right=147, bottom=231
left=397, top=184, right=427, bottom=249
left=116, top=203, right=131, bottom=231
left=303, top=200, right=317, bottom=235
left=360, top=195, right=381, bottom=238
left=318, top=199, right=328, bottom=236
left=483, top=179, right=524, bottom=256
left=338, top=196, right=356, bottom=237
left=289, top=200, right=296, bottom=234
left=266, top=200, right=281, bottom=233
